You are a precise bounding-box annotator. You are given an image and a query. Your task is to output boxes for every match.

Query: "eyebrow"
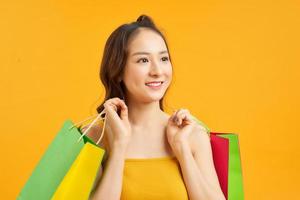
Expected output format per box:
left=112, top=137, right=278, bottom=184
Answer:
left=131, top=50, right=168, bottom=56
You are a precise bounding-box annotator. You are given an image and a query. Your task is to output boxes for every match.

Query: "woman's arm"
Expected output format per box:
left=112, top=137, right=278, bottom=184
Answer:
left=177, top=136, right=226, bottom=200
left=190, top=127, right=226, bottom=199
left=89, top=144, right=127, bottom=200
left=82, top=124, right=126, bottom=200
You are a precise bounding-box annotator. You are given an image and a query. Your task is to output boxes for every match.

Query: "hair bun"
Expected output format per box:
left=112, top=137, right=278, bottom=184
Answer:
left=136, top=14, right=155, bottom=26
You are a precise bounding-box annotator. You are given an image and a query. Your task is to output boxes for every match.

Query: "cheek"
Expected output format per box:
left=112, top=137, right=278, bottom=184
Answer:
left=124, top=65, right=148, bottom=85
left=131, top=68, right=147, bottom=83
left=165, top=65, right=173, bottom=80
left=167, top=65, right=173, bottom=76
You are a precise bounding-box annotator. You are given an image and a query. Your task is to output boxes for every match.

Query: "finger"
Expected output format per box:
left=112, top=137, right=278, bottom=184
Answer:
left=172, top=108, right=185, bottom=123
left=169, top=109, right=181, bottom=126
left=177, top=112, right=188, bottom=125
left=180, top=113, right=194, bottom=125
left=118, top=99, right=128, bottom=120
left=168, top=112, right=178, bottom=126
left=106, top=98, right=128, bottom=121
left=176, top=109, right=193, bottom=125
left=170, top=110, right=179, bottom=124
left=104, top=101, right=117, bottom=112
left=106, top=97, right=124, bottom=111
left=103, top=101, right=120, bottom=121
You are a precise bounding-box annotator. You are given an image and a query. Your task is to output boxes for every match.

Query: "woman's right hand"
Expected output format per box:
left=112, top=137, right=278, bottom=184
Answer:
left=103, top=97, right=131, bottom=152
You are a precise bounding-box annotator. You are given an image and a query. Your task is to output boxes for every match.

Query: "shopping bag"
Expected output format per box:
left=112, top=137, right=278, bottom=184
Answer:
left=192, top=116, right=244, bottom=200
left=18, top=111, right=106, bottom=200
left=212, top=133, right=244, bottom=200
left=51, top=141, right=104, bottom=199
left=210, top=133, right=229, bottom=199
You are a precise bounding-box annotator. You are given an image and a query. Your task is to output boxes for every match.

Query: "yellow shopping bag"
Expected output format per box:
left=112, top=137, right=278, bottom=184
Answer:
left=51, top=110, right=107, bottom=200
left=51, top=142, right=104, bottom=200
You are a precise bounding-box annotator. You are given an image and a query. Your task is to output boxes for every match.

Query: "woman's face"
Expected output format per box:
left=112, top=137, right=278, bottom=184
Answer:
left=122, top=28, right=173, bottom=103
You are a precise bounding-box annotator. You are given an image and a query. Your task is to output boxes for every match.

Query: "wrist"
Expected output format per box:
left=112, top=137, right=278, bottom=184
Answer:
left=174, top=139, right=190, bottom=150
left=110, top=145, right=127, bottom=159
left=112, top=141, right=128, bottom=153
left=175, top=141, right=192, bottom=161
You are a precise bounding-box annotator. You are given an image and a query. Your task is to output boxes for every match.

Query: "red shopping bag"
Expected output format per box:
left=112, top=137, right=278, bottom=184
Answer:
left=210, top=133, right=229, bottom=199
left=210, top=132, right=244, bottom=200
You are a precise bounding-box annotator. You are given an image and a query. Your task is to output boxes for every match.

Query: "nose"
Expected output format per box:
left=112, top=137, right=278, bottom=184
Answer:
left=149, top=60, right=163, bottom=76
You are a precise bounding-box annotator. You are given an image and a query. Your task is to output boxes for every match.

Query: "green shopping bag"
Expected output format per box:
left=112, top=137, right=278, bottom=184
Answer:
left=17, top=112, right=106, bottom=200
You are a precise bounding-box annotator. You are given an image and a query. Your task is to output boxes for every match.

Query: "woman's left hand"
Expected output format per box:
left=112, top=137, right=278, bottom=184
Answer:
left=166, top=108, right=196, bottom=158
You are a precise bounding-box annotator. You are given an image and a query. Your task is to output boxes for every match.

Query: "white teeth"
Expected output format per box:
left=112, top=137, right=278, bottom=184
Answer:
left=146, top=82, right=162, bottom=86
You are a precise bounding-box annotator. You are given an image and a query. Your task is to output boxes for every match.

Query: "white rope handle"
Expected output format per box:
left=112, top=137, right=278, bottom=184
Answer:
left=70, top=113, right=100, bottom=128
left=96, top=111, right=107, bottom=145
left=69, top=110, right=107, bottom=145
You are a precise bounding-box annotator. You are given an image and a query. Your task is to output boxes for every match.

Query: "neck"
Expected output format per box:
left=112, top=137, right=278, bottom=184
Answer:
left=125, top=98, right=167, bottom=130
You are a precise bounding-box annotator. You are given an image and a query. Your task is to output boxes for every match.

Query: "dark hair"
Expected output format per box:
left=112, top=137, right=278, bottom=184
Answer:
left=96, top=14, right=173, bottom=114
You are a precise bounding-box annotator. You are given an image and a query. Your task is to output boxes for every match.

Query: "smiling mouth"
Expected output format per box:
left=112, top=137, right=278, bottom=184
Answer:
left=145, top=81, right=163, bottom=86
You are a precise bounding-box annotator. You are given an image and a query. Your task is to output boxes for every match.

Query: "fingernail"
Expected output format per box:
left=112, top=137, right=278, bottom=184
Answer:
left=173, top=117, right=177, bottom=122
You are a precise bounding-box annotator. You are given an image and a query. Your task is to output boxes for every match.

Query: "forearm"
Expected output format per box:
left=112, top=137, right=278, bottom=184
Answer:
left=90, top=145, right=126, bottom=200
left=177, top=142, right=225, bottom=200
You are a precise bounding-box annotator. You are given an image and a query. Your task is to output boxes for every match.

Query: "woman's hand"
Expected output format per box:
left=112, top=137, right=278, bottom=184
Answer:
left=103, top=97, right=132, bottom=153
left=166, top=108, right=196, bottom=158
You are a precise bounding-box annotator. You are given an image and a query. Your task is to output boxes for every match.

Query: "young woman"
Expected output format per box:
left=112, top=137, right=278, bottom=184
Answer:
left=85, top=14, right=226, bottom=200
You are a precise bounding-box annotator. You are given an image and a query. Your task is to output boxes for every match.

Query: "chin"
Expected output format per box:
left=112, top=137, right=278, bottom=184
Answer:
left=148, top=94, right=164, bottom=101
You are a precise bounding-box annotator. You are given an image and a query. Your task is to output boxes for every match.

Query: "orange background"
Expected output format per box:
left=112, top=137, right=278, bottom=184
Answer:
left=1, top=0, right=299, bottom=199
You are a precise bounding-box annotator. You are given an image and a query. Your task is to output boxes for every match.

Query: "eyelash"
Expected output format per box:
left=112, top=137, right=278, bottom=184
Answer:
left=137, top=56, right=169, bottom=63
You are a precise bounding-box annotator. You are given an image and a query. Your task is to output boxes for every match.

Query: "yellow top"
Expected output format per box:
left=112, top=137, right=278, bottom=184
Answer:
left=120, top=156, right=189, bottom=200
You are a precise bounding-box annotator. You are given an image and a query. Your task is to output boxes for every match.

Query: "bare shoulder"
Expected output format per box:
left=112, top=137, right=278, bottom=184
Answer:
left=192, top=123, right=210, bottom=138
left=189, top=122, right=211, bottom=153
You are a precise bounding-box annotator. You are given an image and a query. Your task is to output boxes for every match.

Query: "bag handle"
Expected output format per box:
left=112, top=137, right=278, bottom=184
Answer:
left=69, top=109, right=210, bottom=145
left=69, top=110, right=107, bottom=145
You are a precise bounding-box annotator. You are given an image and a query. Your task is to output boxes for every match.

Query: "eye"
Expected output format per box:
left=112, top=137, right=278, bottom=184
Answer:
left=161, top=56, right=169, bottom=62
left=137, top=58, right=149, bottom=63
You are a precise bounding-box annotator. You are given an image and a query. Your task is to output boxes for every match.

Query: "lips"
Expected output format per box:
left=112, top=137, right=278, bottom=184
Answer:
left=145, top=81, right=164, bottom=90
left=145, top=81, right=163, bottom=85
